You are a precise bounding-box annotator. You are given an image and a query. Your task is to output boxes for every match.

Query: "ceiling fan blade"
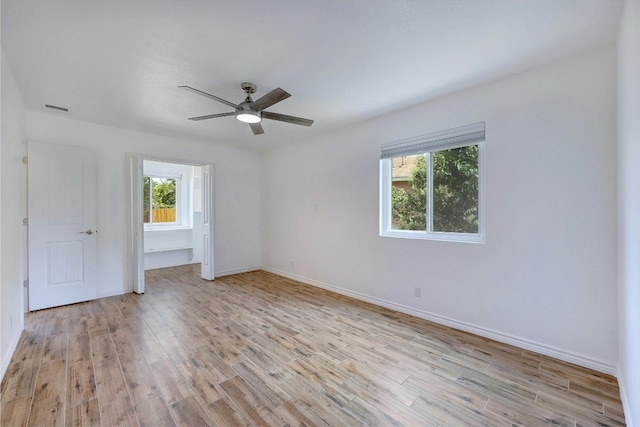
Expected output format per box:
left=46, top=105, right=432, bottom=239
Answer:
left=249, top=122, right=264, bottom=135
left=262, top=111, right=314, bottom=127
left=179, top=85, right=240, bottom=109
left=188, top=112, right=235, bottom=121
left=250, top=88, right=290, bottom=111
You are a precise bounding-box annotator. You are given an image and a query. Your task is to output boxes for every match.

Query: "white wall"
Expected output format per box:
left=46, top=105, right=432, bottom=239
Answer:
left=144, top=247, right=195, bottom=270
left=262, top=45, right=618, bottom=372
left=617, top=0, right=640, bottom=424
left=1, top=52, right=27, bottom=379
left=144, top=228, right=195, bottom=270
left=26, top=112, right=262, bottom=297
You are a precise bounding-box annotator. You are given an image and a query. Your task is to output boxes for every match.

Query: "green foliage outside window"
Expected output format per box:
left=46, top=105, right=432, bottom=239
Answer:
left=391, top=145, right=478, bottom=233
left=144, top=176, right=177, bottom=223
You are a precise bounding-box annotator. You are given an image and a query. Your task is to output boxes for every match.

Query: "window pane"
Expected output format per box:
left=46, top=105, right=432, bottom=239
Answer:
left=391, top=154, right=427, bottom=230
left=432, top=145, right=478, bottom=233
left=151, top=177, right=177, bottom=223
left=143, top=176, right=151, bottom=223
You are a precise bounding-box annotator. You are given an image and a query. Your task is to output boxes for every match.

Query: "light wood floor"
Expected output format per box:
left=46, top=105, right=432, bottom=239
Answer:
left=1, top=265, right=625, bottom=426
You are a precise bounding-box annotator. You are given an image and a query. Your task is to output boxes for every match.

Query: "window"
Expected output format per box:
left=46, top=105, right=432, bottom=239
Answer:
left=380, top=122, right=485, bottom=242
left=143, top=175, right=180, bottom=226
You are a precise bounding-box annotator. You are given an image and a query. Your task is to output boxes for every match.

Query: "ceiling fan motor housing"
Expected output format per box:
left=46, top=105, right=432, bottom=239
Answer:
left=237, top=83, right=260, bottom=122
left=241, top=82, right=257, bottom=94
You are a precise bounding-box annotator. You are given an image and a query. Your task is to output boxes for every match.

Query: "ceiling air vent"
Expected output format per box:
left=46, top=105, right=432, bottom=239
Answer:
left=44, top=104, right=69, bottom=112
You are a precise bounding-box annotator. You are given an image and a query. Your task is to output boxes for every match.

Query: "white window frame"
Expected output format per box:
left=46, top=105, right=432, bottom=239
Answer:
left=144, top=172, right=182, bottom=229
left=379, top=122, right=485, bottom=243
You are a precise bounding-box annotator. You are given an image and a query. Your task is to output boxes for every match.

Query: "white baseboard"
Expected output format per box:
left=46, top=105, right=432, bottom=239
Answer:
left=98, top=288, right=128, bottom=299
left=262, top=266, right=617, bottom=375
left=215, top=266, right=261, bottom=278
left=1, top=323, right=24, bottom=383
left=617, top=372, right=635, bottom=427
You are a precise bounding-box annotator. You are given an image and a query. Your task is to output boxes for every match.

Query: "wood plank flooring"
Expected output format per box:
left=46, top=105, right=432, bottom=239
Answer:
left=1, top=265, right=626, bottom=426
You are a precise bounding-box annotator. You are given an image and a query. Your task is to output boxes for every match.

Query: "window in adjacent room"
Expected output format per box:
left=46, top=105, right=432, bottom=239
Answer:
left=380, top=122, right=485, bottom=242
left=143, top=175, right=180, bottom=225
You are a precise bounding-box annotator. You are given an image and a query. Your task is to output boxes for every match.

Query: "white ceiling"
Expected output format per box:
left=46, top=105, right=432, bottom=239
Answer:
left=2, top=0, right=624, bottom=152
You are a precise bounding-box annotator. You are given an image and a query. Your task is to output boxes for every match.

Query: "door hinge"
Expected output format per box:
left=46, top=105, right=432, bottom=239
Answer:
left=22, top=156, right=28, bottom=164
left=22, top=218, right=28, bottom=226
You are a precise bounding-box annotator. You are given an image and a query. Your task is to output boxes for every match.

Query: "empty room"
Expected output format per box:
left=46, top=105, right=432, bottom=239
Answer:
left=1, top=1, right=639, bottom=426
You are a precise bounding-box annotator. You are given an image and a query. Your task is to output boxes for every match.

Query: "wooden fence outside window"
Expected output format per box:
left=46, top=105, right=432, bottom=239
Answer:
left=143, top=208, right=176, bottom=223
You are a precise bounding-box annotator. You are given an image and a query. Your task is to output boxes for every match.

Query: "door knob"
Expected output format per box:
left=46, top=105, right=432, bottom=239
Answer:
left=80, top=230, right=95, bottom=235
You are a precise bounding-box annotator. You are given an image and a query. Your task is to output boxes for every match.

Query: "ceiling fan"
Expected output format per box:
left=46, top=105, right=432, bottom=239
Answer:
left=179, top=82, right=314, bottom=135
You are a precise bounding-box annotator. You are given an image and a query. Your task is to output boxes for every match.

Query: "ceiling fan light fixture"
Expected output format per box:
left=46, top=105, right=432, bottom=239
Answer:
left=235, top=109, right=261, bottom=123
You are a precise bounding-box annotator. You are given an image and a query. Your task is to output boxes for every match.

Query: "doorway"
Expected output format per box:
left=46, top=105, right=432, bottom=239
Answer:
left=127, top=155, right=215, bottom=294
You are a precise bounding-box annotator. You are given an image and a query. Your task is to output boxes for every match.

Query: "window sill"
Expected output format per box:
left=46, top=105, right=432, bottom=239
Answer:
left=145, top=246, right=193, bottom=253
left=380, top=230, right=485, bottom=243
left=144, top=225, right=193, bottom=232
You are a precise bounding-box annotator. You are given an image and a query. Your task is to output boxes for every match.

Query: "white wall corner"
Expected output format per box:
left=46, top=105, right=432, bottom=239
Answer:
left=617, top=371, right=634, bottom=427
left=616, top=0, right=640, bottom=426
left=0, top=324, right=23, bottom=383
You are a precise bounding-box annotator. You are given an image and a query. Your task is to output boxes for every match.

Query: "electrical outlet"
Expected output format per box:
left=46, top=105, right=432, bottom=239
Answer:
left=414, top=287, right=421, bottom=297
left=291, top=261, right=295, bottom=268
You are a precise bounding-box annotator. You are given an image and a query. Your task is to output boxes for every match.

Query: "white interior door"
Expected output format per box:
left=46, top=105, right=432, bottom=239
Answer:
left=28, top=142, right=98, bottom=310
left=201, top=164, right=215, bottom=280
